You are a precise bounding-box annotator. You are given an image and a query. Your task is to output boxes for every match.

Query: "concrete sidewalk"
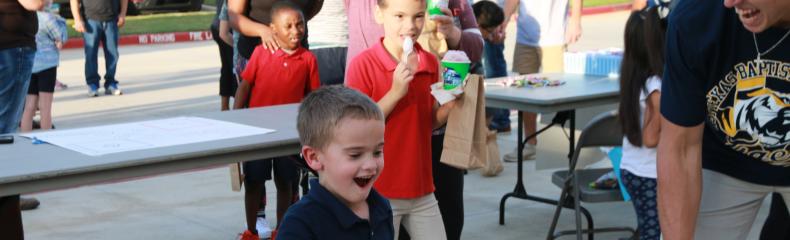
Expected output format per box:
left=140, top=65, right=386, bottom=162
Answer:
left=20, top=11, right=770, bottom=239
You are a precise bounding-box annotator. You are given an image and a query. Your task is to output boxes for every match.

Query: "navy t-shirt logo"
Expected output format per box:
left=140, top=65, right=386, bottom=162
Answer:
left=706, top=59, right=790, bottom=166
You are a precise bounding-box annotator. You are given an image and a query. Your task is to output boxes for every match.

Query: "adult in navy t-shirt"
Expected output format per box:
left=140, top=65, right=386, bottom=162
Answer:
left=658, top=0, right=790, bottom=239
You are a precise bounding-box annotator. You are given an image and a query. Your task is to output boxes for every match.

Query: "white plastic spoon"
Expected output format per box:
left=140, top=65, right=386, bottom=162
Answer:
left=402, top=37, right=413, bottom=63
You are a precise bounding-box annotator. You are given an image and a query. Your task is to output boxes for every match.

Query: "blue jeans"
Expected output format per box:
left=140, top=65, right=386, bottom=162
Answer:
left=483, top=41, right=510, bottom=129
left=83, top=19, right=119, bottom=88
left=0, top=47, right=35, bottom=134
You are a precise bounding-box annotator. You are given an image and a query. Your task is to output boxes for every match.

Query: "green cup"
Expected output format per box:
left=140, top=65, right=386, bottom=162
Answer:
left=426, top=0, right=448, bottom=16
left=442, top=61, right=470, bottom=90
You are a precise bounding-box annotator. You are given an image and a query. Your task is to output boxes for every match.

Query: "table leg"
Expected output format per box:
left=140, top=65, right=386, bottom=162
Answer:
left=0, top=195, right=23, bottom=240
left=499, top=111, right=572, bottom=225
left=568, top=111, right=574, bottom=163
left=498, top=110, right=595, bottom=230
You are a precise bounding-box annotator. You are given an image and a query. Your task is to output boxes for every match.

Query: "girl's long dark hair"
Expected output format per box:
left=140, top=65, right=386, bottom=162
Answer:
left=618, top=8, right=665, bottom=146
left=644, top=7, right=666, bottom=77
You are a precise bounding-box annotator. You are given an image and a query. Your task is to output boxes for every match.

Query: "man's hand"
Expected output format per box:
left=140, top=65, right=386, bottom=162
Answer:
left=73, top=20, right=86, bottom=33
left=117, top=15, right=126, bottom=28
left=502, top=0, right=519, bottom=33
left=433, top=8, right=462, bottom=48
left=566, top=0, right=583, bottom=45
left=565, top=19, right=582, bottom=44
left=432, top=8, right=457, bottom=35
left=258, top=27, right=279, bottom=53
left=489, top=25, right=506, bottom=44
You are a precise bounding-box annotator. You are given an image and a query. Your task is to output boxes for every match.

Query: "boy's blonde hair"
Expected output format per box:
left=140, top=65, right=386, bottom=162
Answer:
left=297, top=85, right=384, bottom=151
left=377, top=0, right=425, bottom=7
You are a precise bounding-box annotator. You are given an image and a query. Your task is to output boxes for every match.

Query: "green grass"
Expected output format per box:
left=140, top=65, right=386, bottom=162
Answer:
left=583, top=0, right=631, bottom=8
left=204, top=0, right=217, bottom=7
left=66, top=11, right=214, bottom=38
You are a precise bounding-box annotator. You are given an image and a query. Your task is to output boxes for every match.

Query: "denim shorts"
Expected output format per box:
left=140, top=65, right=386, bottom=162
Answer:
left=0, top=47, right=35, bottom=134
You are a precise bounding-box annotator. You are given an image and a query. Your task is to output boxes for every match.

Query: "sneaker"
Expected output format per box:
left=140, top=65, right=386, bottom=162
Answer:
left=503, top=144, right=537, bottom=162
left=19, top=197, right=40, bottom=211
left=238, top=230, right=259, bottom=240
left=105, top=83, right=122, bottom=95
left=55, top=80, right=68, bottom=90
left=256, top=216, right=272, bottom=239
left=488, top=121, right=511, bottom=133
left=494, top=125, right=511, bottom=133
left=87, top=84, right=99, bottom=97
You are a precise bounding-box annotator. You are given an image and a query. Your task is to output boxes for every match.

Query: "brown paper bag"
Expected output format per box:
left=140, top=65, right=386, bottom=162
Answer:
left=480, top=130, right=504, bottom=177
left=229, top=163, right=243, bottom=192
left=441, top=75, right=487, bottom=170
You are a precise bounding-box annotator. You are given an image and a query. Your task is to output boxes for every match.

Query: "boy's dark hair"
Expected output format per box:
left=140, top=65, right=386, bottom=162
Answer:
left=617, top=9, right=666, bottom=147
left=297, top=85, right=384, bottom=151
left=473, top=1, right=505, bottom=29
left=271, top=0, right=304, bottom=19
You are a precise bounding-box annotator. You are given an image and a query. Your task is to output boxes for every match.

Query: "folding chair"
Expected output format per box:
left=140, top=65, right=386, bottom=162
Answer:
left=547, top=111, right=636, bottom=240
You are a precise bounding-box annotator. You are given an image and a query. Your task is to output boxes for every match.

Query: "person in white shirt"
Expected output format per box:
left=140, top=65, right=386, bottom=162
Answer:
left=500, top=0, right=583, bottom=162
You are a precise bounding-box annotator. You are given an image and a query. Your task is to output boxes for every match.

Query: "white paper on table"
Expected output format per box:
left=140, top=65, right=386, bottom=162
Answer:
left=20, top=117, right=275, bottom=156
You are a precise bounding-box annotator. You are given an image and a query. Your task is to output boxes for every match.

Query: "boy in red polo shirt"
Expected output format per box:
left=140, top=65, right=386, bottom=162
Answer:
left=345, top=0, right=456, bottom=239
left=233, top=2, right=320, bottom=240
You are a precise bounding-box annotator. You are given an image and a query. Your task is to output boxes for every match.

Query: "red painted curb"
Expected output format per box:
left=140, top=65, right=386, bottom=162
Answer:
left=581, top=3, right=632, bottom=15
left=63, top=31, right=213, bottom=49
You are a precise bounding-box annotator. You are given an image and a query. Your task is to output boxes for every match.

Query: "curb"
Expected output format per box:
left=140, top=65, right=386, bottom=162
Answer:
left=581, top=3, right=632, bottom=15
left=63, top=31, right=213, bottom=49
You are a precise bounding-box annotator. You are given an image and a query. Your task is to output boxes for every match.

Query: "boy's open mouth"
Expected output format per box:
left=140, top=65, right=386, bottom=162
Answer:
left=353, top=176, right=373, bottom=187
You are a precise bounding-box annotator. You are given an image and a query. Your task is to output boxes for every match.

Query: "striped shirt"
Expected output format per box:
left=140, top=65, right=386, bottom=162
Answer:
left=307, top=0, right=348, bottom=48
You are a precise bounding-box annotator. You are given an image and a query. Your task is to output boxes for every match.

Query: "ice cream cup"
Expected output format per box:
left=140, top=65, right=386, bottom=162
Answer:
left=441, top=60, right=470, bottom=90
left=427, top=0, right=448, bottom=16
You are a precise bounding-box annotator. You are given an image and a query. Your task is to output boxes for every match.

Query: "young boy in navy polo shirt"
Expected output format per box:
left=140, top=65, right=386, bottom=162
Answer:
left=345, top=0, right=457, bottom=238
left=278, top=85, right=393, bottom=239
left=233, top=2, right=320, bottom=240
